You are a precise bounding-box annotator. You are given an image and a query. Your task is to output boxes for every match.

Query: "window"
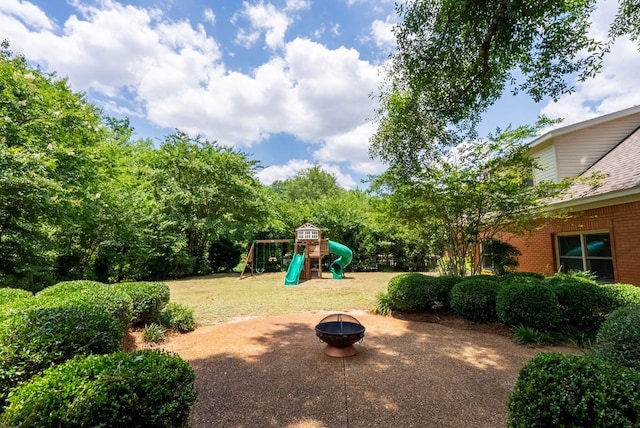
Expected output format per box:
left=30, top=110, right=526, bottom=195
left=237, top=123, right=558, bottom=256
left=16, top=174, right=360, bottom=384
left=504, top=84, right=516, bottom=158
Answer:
left=556, top=232, right=614, bottom=282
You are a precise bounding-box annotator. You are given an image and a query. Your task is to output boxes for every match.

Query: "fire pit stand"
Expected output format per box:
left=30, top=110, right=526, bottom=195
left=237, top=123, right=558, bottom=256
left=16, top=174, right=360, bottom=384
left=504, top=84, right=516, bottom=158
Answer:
left=315, top=313, right=365, bottom=357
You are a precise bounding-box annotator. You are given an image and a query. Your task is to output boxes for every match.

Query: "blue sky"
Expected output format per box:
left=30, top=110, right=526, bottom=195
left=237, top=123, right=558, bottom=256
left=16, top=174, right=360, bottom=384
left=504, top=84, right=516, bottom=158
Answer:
left=1, top=0, right=638, bottom=188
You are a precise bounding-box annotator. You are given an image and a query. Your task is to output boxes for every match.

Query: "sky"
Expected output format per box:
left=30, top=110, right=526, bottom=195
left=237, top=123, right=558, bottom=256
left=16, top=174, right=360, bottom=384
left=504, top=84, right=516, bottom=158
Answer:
left=1, top=0, right=638, bottom=189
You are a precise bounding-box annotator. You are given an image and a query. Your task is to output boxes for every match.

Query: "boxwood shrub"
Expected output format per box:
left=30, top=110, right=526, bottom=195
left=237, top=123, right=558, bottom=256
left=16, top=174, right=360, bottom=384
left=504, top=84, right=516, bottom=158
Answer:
left=114, top=281, right=170, bottom=326
left=387, top=273, right=436, bottom=312
left=599, top=283, right=640, bottom=311
left=496, top=277, right=562, bottom=332
left=450, top=277, right=499, bottom=322
left=0, top=350, right=198, bottom=428
left=508, top=353, right=640, bottom=427
left=0, top=304, right=122, bottom=406
left=0, top=288, right=33, bottom=306
left=36, top=280, right=133, bottom=333
left=544, top=274, right=609, bottom=332
left=160, top=302, right=196, bottom=333
left=590, top=304, right=640, bottom=370
left=430, top=276, right=462, bottom=310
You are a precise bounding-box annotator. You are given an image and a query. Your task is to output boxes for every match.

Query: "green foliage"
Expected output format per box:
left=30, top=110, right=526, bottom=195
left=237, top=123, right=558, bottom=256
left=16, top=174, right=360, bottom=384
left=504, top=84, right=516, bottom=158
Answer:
left=496, top=277, right=562, bottom=332
left=208, top=237, right=243, bottom=273
left=0, top=350, right=197, bottom=428
left=160, top=302, right=196, bottom=333
left=450, top=277, right=499, bottom=322
left=0, top=288, right=32, bottom=306
left=545, top=274, right=610, bottom=332
left=37, top=280, right=133, bottom=333
left=483, top=239, right=520, bottom=275
left=498, top=272, right=545, bottom=282
left=387, top=273, right=445, bottom=312
left=599, top=283, right=640, bottom=310
left=373, top=292, right=392, bottom=316
left=0, top=304, right=122, bottom=406
left=508, top=353, right=640, bottom=427
left=590, top=305, right=640, bottom=371
left=511, top=326, right=558, bottom=345
left=143, top=323, right=167, bottom=343
left=114, top=281, right=170, bottom=326
left=430, top=276, right=461, bottom=310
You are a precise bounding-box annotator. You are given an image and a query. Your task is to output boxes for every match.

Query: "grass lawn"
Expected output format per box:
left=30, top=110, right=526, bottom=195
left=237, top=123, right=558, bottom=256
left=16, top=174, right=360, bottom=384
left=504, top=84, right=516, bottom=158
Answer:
left=167, top=271, right=400, bottom=326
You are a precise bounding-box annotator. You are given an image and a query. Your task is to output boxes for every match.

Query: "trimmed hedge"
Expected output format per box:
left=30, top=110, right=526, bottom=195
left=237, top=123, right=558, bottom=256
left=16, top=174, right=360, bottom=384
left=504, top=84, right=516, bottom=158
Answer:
left=161, top=302, right=196, bottom=332
left=37, top=280, right=133, bottom=333
left=599, top=283, right=640, bottom=310
left=430, top=276, right=462, bottom=310
left=544, top=275, right=610, bottom=332
left=0, top=350, right=198, bottom=428
left=387, top=273, right=435, bottom=312
left=0, top=304, right=122, bottom=406
left=114, top=281, right=170, bottom=326
left=496, top=277, right=562, bottom=332
left=0, top=288, right=33, bottom=306
left=508, top=353, right=640, bottom=427
left=450, top=277, right=499, bottom=322
left=590, top=305, right=640, bottom=370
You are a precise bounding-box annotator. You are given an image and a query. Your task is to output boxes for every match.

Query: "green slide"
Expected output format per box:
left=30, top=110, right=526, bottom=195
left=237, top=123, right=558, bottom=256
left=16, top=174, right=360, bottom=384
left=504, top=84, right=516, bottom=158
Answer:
left=284, top=253, right=305, bottom=286
left=328, top=240, right=353, bottom=279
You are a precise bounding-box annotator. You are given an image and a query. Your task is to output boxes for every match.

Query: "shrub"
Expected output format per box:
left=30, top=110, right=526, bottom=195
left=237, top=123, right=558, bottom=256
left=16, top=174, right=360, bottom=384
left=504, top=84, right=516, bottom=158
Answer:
left=496, top=277, right=562, bottom=332
left=431, top=276, right=463, bottom=309
left=143, top=323, right=167, bottom=343
left=498, top=272, right=544, bottom=282
left=0, top=304, right=122, bottom=406
left=387, top=273, right=437, bottom=312
left=450, top=277, right=499, bottom=322
left=590, top=305, right=640, bottom=370
left=114, top=281, right=170, bottom=326
left=545, top=274, right=609, bottom=332
left=0, top=288, right=33, bottom=306
left=161, top=302, right=196, bottom=332
left=599, top=283, right=640, bottom=311
left=511, top=326, right=558, bottom=345
left=37, top=280, right=133, bottom=333
left=508, top=353, right=640, bottom=427
left=0, top=350, right=198, bottom=428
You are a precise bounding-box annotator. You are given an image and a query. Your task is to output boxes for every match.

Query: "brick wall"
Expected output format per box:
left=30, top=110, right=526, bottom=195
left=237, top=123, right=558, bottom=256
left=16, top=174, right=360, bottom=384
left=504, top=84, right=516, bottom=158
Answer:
left=498, top=200, right=640, bottom=285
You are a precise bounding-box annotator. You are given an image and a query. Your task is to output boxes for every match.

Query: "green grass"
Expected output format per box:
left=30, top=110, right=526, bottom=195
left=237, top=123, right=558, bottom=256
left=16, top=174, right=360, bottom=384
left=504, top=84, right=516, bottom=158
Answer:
left=167, top=272, right=399, bottom=326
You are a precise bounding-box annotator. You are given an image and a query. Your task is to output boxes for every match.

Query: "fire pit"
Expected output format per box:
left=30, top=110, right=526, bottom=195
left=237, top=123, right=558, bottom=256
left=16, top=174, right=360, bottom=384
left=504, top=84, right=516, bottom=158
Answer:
left=315, top=313, right=365, bottom=357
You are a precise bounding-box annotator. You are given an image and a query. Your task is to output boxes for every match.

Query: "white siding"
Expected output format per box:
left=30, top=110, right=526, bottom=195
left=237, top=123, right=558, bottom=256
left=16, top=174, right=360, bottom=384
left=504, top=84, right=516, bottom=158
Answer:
left=554, top=114, right=640, bottom=179
left=534, top=144, right=558, bottom=184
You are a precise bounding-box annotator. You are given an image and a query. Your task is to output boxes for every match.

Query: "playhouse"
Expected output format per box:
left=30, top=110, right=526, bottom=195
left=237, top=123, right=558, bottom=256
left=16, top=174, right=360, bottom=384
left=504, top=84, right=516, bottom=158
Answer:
left=240, top=223, right=352, bottom=285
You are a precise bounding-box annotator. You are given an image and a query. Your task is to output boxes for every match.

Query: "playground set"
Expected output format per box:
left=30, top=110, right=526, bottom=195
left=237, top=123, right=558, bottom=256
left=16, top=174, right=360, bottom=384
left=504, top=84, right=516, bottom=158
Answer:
left=240, top=223, right=353, bottom=286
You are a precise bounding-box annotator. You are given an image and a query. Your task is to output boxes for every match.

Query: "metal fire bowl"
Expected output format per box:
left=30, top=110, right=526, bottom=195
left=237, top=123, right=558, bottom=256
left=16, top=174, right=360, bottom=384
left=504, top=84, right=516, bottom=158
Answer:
left=315, top=314, right=365, bottom=357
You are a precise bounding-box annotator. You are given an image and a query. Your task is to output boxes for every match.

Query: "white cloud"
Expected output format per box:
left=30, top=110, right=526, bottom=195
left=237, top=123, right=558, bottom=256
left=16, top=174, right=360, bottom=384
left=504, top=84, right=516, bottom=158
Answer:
left=0, top=0, right=54, bottom=31
left=232, top=1, right=291, bottom=50
left=285, top=0, right=311, bottom=12
left=203, top=8, right=215, bottom=25
left=540, top=0, right=640, bottom=126
left=371, top=16, right=396, bottom=51
left=257, top=159, right=358, bottom=188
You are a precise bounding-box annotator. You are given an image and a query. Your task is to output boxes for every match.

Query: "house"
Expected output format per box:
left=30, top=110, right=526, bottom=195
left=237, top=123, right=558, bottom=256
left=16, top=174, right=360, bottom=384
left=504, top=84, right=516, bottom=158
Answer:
left=498, top=105, right=640, bottom=285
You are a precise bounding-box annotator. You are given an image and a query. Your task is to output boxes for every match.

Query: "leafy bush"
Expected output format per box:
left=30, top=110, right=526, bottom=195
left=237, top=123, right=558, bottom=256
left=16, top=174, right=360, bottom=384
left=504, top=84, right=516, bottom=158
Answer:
left=0, top=288, right=33, bottom=306
left=373, top=292, right=392, bottom=316
left=590, top=305, right=640, bottom=370
left=545, top=274, right=609, bottom=332
left=599, top=283, right=640, bottom=311
left=0, top=304, right=122, bottom=406
left=511, top=326, right=558, bottom=345
left=498, top=272, right=544, bottom=282
left=161, top=302, right=196, bottom=332
left=143, top=323, right=167, bottom=343
left=496, top=277, right=562, bottom=332
left=431, top=276, right=462, bottom=310
left=508, top=353, right=640, bottom=427
left=387, top=273, right=437, bottom=312
left=114, top=281, right=170, bottom=326
left=37, top=280, right=133, bottom=332
left=0, top=350, right=198, bottom=428
left=450, top=277, right=499, bottom=322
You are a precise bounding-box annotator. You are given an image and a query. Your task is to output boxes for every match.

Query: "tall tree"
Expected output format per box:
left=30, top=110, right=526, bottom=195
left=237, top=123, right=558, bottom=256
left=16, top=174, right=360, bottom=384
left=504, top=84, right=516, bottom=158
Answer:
left=372, top=120, right=570, bottom=276
left=371, top=0, right=639, bottom=169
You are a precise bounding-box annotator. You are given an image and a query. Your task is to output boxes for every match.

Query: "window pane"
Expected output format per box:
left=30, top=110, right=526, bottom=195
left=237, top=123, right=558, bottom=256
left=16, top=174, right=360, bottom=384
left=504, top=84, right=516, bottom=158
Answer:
left=558, top=236, right=582, bottom=257
left=559, top=257, right=584, bottom=273
left=587, top=259, right=615, bottom=283
left=585, top=234, right=612, bottom=257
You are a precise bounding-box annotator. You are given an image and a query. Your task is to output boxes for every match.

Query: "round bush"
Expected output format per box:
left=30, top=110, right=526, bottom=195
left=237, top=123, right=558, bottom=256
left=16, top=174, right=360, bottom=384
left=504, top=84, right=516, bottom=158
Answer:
left=114, top=281, right=170, bottom=326
left=0, top=350, right=198, bottom=428
left=0, top=304, right=122, bottom=406
left=387, top=273, right=437, bottom=312
left=599, top=283, right=640, bottom=311
left=430, top=276, right=462, bottom=310
left=508, top=353, right=640, bottom=427
left=544, top=275, right=609, bottom=332
left=0, top=288, right=33, bottom=306
left=590, top=305, right=640, bottom=370
left=37, top=280, right=133, bottom=332
left=450, top=277, right=499, bottom=322
left=498, top=272, right=544, bottom=282
left=161, top=302, right=196, bottom=332
left=496, top=277, right=562, bottom=332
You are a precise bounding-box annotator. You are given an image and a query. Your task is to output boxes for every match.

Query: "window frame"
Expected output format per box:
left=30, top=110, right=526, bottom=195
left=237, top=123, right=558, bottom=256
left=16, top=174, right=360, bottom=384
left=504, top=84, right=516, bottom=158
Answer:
left=555, top=230, right=614, bottom=282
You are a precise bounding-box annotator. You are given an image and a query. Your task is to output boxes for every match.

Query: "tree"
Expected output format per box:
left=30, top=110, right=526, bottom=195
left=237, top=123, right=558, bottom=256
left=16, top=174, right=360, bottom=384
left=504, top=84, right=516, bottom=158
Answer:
left=371, top=0, right=640, bottom=169
left=372, top=120, right=570, bottom=276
